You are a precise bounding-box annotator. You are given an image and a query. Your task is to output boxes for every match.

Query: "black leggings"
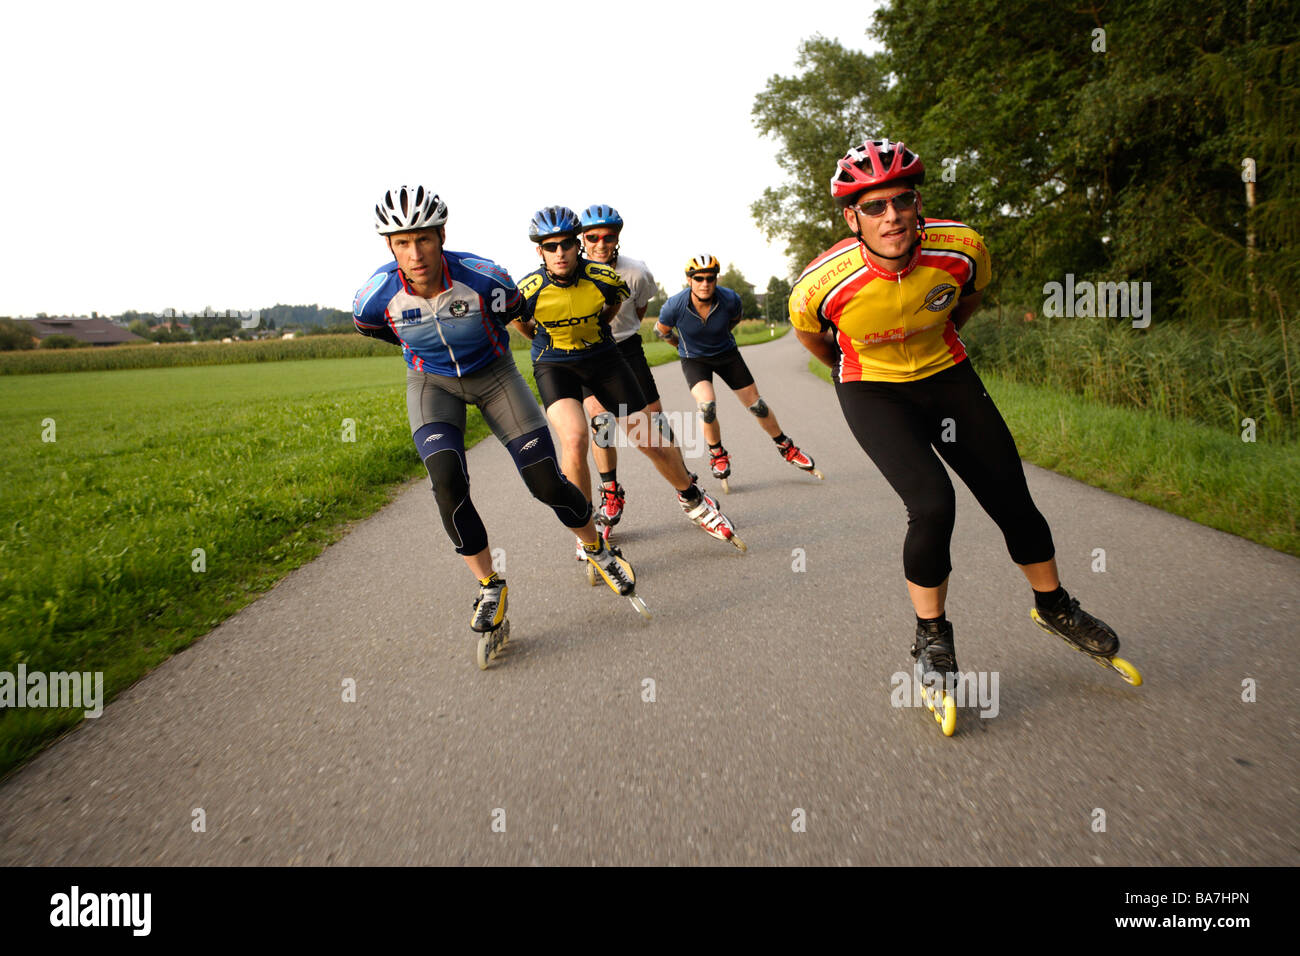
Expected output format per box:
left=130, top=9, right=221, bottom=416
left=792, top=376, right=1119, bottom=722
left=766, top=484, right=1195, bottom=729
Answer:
left=835, top=360, right=1054, bottom=587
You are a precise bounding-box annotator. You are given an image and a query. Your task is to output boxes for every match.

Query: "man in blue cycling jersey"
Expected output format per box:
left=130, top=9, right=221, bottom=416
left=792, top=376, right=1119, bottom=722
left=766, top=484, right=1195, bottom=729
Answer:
left=657, top=254, right=819, bottom=490
left=352, top=186, right=637, bottom=644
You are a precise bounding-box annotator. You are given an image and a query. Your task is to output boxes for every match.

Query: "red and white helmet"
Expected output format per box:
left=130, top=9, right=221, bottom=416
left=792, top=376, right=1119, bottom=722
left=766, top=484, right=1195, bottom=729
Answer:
left=831, top=140, right=926, bottom=206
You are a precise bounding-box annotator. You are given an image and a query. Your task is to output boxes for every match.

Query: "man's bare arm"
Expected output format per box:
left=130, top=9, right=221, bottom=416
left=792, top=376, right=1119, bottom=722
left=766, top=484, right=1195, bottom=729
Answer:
left=795, top=327, right=838, bottom=368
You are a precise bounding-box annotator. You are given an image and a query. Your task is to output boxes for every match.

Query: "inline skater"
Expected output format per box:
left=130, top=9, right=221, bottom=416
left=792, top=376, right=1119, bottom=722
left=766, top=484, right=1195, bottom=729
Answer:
left=514, top=206, right=743, bottom=552
left=788, top=140, right=1138, bottom=733
left=352, top=186, right=646, bottom=656
left=578, top=204, right=693, bottom=533
left=656, top=254, right=820, bottom=493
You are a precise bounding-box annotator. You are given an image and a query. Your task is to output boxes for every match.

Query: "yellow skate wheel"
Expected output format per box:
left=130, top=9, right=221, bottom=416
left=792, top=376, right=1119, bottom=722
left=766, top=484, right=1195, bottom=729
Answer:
left=720, top=478, right=730, bottom=494
left=1110, top=655, right=1142, bottom=686
left=586, top=561, right=598, bottom=587
left=809, top=468, right=824, bottom=480
left=729, top=532, right=747, bottom=553
left=629, top=595, right=652, bottom=620
left=939, top=692, right=957, bottom=736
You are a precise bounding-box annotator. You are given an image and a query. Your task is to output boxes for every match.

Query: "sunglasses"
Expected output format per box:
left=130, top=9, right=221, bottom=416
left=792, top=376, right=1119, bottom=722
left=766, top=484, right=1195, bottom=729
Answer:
left=585, top=233, right=618, bottom=245
left=540, top=238, right=578, bottom=252
left=851, top=190, right=918, bottom=217
left=691, top=274, right=717, bottom=283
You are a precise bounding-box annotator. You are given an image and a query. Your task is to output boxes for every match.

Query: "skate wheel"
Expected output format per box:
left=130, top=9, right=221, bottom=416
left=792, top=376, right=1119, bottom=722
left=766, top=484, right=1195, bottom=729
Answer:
left=586, top=561, right=598, bottom=587
left=476, top=634, right=490, bottom=670
left=729, top=533, right=747, bottom=553
left=938, top=691, right=957, bottom=736
left=497, top=619, right=510, bottom=649
left=809, top=468, right=824, bottom=481
left=628, top=595, right=652, bottom=620
left=720, top=478, right=730, bottom=494
left=1110, top=655, right=1142, bottom=686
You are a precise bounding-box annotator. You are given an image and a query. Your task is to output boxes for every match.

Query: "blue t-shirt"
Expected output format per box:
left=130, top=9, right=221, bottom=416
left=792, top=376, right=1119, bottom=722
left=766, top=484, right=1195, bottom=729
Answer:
left=657, top=285, right=742, bottom=358
left=352, top=249, right=522, bottom=376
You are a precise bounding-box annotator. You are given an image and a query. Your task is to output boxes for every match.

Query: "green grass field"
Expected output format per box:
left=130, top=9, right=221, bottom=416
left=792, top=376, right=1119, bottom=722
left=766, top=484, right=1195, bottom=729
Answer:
left=807, top=358, right=1300, bottom=557
left=0, top=325, right=787, bottom=776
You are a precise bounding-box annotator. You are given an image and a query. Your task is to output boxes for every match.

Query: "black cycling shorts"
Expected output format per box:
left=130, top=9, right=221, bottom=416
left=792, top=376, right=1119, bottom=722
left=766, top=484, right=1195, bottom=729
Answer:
left=680, top=347, right=755, bottom=391
left=835, top=359, right=1055, bottom=587
left=582, top=335, right=660, bottom=406
left=535, top=347, right=648, bottom=415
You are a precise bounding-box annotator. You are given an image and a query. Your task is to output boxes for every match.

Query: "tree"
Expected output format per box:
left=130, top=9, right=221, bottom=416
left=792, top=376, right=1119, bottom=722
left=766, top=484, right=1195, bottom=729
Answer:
left=751, top=36, right=890, bottom=277
left=645, top=282, right=668, bottom=318
left=765, top=276, right=793, bottom=324
left=752, top=1, right=1300, bottom=321
left=0, top=318, right=36, bottom=351
left=718, top=264, right=759, bottom=318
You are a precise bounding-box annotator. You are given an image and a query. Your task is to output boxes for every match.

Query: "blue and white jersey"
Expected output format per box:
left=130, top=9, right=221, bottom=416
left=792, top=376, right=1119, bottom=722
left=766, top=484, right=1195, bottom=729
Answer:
left=657, top=285, right=742, bottom=358
left=352, top=249, right=523, bottom=376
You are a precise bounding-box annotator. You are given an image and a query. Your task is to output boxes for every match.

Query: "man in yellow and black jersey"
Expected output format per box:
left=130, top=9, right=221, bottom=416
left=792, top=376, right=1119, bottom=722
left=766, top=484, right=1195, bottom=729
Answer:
left=514, top=206, right=741, bottom=553
left=790, top=140, right=1129, bottom=727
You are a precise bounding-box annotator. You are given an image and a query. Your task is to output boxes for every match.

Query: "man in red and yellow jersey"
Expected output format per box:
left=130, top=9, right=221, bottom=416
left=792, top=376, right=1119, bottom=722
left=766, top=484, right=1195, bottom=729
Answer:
left=790, top=140, right=1132, bottom=733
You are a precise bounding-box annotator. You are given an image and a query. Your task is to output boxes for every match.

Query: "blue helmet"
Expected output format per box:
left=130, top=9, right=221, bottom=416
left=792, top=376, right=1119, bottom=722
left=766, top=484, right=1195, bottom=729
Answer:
left=528, top=206, right=581, bottom=242
left=579, top=204, right=623, bottom=231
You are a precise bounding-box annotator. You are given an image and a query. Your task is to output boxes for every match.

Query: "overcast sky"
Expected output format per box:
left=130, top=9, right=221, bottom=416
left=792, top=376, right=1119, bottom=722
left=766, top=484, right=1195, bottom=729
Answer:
left=1, top=1, right=881, bottom=317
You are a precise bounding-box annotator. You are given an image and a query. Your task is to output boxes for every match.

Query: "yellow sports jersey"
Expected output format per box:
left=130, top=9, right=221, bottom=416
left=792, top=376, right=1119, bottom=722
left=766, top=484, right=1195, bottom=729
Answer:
left=518, top=260, right=629, bottom=361
left=788, top=221, right=991, bottom=383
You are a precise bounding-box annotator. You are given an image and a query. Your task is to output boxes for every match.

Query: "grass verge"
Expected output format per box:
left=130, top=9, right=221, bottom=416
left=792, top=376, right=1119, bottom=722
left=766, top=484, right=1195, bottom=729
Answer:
left=806, top=358, right=1299, bottom=557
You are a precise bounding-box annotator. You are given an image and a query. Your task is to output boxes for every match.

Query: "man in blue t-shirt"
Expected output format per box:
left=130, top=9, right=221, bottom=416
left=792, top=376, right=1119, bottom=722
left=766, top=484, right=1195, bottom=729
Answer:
left=353, top=186, right=641, bottom=652
left=655, top=254, right=821, bottom=490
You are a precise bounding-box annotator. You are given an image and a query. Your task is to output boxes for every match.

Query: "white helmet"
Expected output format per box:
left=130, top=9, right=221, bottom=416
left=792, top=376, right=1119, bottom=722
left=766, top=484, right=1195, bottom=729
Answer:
left=374, top=185, right=448, bottom=235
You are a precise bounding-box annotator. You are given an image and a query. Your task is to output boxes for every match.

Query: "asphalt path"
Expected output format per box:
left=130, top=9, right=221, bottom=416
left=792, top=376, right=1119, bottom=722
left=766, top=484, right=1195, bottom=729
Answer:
left=1, top=333, right=1296, bottom=865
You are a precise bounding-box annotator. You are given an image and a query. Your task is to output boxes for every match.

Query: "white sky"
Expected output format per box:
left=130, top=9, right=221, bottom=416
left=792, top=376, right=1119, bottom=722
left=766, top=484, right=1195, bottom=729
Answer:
left=0, top=1, right=881, bottom=317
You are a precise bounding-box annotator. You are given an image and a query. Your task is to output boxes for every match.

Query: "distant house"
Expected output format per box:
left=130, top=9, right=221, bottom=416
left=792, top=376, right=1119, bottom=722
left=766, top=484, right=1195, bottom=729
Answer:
left=13, top=317, right=146, bottom=347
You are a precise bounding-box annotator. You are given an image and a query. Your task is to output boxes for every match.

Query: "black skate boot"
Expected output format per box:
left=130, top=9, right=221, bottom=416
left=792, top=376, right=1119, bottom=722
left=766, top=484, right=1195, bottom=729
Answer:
left=911, top=619, right=960, bottom=688
left=911, top=618, right=959, bottom=736
left=1029, top=588, right=1143, bottom=685
left=470, top=573, right=507, bottom=633
left=1031, top=590, right=1118, bottom=657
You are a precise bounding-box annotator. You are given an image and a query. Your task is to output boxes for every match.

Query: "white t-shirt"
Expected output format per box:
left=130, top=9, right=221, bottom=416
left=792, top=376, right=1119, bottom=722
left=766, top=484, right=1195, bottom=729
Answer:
left=606, top=255, right=657, bottom=342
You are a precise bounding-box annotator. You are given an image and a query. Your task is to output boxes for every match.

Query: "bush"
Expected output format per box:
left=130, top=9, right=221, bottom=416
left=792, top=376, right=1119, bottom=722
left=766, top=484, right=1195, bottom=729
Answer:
left=38, top=334, right=82, bottom=349
left=965, top=315, right=1299, bottom=440
left=0, top=334, right=399, bottom=375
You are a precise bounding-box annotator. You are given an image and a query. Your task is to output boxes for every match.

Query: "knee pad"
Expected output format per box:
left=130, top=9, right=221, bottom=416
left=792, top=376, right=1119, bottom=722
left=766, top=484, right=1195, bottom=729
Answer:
left=697, top=401, right=717, bottom=424
left=509, top=427, right=592, bottom=528
left=747, top=398, right=770, bottom=418
left=414, top=424, right=487, bottom=554
left=589, top=411, right=617, bottom=449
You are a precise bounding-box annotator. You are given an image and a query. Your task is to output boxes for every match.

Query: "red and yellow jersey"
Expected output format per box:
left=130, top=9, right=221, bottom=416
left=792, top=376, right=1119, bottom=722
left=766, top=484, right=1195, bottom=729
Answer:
left=788, top=221, right=990, bottom=383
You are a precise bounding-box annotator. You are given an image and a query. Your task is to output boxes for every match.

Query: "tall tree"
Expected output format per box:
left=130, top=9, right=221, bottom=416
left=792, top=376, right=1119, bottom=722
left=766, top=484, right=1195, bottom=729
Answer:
left=718, top=264, right=759, bottom=318
left=752, top=37, right=890, bottom=277
left=765, top=276, right=792, bottom=324
left=752, top=0, right=1299, bottom=322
